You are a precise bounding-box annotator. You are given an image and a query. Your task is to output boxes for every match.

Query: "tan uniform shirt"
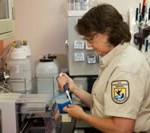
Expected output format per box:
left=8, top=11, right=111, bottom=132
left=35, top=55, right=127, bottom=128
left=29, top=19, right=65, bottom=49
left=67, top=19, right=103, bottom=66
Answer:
left=91, top=43, right=150, bottom=132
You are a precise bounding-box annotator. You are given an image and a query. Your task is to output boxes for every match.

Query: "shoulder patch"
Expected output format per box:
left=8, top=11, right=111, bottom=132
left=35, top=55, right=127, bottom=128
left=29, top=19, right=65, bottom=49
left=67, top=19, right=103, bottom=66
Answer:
left=111, top=80, right=129, bottom=104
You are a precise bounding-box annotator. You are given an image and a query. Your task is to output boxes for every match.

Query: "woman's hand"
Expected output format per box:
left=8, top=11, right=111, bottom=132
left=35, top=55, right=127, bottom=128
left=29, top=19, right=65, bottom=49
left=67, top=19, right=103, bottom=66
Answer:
left=56, top=73, right=77, bottom=93
left=63, top=104, right=86, bottom=120
left=54, top=109, right=61, bottom=121
left=57, top=72, right=92, bottom=108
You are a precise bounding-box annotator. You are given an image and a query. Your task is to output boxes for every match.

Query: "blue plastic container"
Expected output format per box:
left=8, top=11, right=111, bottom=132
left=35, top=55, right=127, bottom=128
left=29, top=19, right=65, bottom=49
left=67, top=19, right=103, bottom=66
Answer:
left=57, top=100, right=71, bottom=113
left=55, top=93, right=72, bottom=113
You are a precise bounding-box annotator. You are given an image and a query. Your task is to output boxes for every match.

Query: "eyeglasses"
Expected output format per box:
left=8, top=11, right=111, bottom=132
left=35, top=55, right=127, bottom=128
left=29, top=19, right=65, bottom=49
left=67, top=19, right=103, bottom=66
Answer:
left=83, top=32, right=98, bottom=43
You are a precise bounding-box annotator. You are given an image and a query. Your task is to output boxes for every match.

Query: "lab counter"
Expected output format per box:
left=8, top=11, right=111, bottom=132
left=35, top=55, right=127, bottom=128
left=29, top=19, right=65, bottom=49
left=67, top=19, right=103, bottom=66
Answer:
left=0, top=93, right=91, bottom=133
left=19, top=115, right=91, bottom=133
left=20, top=100, right=91, bottom=133
left=18, top=96, right=92, bottom=133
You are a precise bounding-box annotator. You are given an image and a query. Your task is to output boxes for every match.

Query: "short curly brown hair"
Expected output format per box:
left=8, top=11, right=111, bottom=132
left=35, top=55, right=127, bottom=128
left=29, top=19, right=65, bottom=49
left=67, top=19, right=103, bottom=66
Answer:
left=75, top=4, right=131, bottom=46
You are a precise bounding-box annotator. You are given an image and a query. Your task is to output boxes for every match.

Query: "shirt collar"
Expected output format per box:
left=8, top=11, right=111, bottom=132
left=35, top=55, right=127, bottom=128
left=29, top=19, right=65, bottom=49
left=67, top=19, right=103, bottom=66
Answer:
left=100, top=43, right=129, bottom=67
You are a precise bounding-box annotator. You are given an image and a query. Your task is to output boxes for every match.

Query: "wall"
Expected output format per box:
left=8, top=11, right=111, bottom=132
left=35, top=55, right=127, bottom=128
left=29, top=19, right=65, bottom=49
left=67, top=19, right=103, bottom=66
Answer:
left=13, top=0, right=67, bottom=54
left=96, top=0, right=149, bottom=21
left=11, top=0, right=68, bottom=72
left=11, top=0, right=146, bottom=67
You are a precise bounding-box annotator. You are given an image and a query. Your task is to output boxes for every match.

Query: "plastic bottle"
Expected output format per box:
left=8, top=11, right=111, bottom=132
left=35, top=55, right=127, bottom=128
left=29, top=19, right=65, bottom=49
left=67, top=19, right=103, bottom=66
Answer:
left=36, top=54, right=59, bottom=98
left=7, top=41, right=32, bottom=93
left=21, top=40, right=31, bottom=58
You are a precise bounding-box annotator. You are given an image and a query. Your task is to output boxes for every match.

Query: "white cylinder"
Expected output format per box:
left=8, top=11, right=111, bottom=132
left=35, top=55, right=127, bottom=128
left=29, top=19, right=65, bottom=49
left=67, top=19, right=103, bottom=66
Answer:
left=7, top=47, right=32, bottom=93
left=36, top=55, right=59, bottom=98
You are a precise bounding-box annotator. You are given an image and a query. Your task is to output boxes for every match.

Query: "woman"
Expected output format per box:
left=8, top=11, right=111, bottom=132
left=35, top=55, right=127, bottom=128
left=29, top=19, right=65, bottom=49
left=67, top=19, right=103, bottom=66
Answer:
left=57, top=4, right=150, bottom=133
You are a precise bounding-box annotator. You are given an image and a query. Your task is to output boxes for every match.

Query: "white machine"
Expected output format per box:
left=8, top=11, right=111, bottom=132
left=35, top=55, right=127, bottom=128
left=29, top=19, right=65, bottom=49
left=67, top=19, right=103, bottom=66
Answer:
left=68, top=10, right=99, bottom=76
left=0, top=93, right=50, bottom=133
left=67, top=10, right=99, bottom=94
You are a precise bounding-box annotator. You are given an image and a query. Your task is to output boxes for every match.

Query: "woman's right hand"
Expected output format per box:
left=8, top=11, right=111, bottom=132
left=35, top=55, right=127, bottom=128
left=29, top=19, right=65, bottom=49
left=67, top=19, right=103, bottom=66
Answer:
left=56, top=72, right=77, bottom=93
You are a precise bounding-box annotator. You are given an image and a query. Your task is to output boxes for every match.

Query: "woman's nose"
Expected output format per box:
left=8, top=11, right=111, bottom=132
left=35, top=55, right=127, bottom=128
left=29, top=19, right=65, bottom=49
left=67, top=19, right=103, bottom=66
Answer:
left=87, top=42, right=93, bottom=48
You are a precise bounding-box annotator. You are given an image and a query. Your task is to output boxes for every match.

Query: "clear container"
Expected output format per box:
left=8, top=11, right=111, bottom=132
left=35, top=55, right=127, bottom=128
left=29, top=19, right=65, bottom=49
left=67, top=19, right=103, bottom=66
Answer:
left=7, top=47, right=32, bottom=93
left=36, top=55, right=59, bottom=98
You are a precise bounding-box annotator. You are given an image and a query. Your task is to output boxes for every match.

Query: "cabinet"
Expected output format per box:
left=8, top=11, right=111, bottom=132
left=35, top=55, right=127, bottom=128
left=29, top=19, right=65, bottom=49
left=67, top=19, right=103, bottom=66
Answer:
left=0, top=0, right=14, bottom=40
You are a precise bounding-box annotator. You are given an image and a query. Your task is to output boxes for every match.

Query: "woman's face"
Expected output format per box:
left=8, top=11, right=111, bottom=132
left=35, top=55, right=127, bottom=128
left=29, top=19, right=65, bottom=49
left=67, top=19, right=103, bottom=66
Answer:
left=85, top=33, right=114, bottom=56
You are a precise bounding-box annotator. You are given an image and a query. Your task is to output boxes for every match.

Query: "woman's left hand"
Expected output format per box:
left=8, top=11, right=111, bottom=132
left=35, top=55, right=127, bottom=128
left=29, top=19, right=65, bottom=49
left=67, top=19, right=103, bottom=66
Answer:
left=63, top=104, right=85, bottom=120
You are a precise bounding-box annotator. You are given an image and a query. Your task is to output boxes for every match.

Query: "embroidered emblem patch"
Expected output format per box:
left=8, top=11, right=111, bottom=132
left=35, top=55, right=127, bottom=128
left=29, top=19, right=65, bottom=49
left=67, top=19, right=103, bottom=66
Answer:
left=111, top=80, right=129, bottom=104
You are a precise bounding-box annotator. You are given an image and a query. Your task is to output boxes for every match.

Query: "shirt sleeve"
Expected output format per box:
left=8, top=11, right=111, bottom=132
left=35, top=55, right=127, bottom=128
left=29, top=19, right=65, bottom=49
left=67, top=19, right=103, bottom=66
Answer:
left=104, top=69, right=145, bottom=119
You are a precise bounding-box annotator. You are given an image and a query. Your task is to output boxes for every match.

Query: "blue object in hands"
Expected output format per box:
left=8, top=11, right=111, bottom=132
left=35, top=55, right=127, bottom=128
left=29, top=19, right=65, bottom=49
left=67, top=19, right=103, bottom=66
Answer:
left=57, top=100, right=72, bottom=113
left=55, top=92, right=72, bottom=113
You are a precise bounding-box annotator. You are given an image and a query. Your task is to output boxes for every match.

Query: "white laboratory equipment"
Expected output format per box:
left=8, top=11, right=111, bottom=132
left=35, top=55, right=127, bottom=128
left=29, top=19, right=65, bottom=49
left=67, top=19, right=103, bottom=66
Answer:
left=0, top=93, right=85, bottom=133
left=0, top=93, right=52, bottom=133
left=68, top=10, right=99, bottom=76
left=21, top=40, right=32, bottom=58
left=36, top=54, right=59, bottom=98
left=7, top=43, right=32, bottom=93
